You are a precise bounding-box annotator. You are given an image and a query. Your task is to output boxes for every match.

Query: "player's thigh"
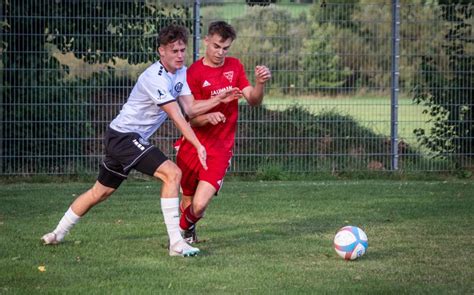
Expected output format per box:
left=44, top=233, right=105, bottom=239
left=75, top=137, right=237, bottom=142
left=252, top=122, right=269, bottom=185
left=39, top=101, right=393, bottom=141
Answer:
left=98, top=159, right=127, bottom=189
left=176, top=149, right=201, bottom=196
left=134, top=147, right=169, bottom=177
left=199, top=153, right=231, bottom=194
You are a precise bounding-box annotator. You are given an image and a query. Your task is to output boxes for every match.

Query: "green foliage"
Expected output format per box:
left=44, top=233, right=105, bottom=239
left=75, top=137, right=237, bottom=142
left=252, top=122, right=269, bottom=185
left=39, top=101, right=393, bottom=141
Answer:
left=231, top=6, right=307, bottom=94
left=413, top=3, right=473, bottom=161
left=311, top=0, right=360, bottom=29
left=228, top=1, right=440, bottom=95
left=1, top=1, right=192, bottom=174
left=235, top=104, right=418, bottom=173
left=245, top=0, right=276, bottom=6
left=44, top=1, right=192, bottom=64
left=230, top=5, right=352, bottom=95
left=309, top=0, right=444, bottom=94
left=255, top=164, right=287, bottom=180
left=301, top=22, right=351, bottom=93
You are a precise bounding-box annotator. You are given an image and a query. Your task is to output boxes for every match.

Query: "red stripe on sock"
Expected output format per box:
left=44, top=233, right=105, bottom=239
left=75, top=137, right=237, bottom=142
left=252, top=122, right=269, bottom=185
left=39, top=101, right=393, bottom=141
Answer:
left=179, top=205, right=201, bottom=230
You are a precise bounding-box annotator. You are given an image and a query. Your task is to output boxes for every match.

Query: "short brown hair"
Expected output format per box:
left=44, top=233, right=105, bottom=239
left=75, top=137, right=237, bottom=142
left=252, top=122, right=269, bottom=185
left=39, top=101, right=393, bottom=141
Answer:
left=157, top=24, right=189, bottom=47
left=208, top=21, right=236, bottom=42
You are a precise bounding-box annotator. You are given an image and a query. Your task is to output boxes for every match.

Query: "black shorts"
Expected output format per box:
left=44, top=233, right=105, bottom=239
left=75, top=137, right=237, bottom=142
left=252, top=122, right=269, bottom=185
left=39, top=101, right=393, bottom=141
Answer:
left=97, top=128, right=168, bottom=189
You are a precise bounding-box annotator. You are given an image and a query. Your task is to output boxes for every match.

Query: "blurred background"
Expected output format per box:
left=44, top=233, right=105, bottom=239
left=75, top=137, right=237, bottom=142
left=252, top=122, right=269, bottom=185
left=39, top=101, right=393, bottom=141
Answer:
left=1, top=0, right=472, bottom=176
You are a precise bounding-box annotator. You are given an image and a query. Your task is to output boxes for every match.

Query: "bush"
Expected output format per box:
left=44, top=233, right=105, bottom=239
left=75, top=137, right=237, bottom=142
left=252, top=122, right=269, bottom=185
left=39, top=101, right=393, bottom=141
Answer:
left=246, top=0, right=276, bottom=6
left=1, top=0, right=192, bottom=174
left=233, top=104, right=418, bottom=173
left=413, top=3, right=473, bottom=164
left=231, top=6, right=308, bottom=95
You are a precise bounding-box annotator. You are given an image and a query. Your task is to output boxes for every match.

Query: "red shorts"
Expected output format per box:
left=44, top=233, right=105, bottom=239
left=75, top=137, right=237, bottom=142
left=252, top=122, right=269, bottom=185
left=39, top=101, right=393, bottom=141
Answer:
left=176, top=145, right=232, bottom=196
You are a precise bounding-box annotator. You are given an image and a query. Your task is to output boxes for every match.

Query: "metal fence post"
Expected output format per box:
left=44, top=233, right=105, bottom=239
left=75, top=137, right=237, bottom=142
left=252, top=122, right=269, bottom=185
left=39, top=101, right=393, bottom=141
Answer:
left=391, top=0, right=400, bottom=171
left=193, top=0, right=201, bottom=62
left=0, top=0, right=3, bottom=173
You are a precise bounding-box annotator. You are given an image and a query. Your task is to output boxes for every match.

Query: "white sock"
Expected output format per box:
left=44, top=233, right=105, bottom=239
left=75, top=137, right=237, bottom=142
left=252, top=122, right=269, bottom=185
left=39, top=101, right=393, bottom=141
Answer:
left=161, top=198, right=183, bottom=246
left=53, top=207, right=81, bottom=241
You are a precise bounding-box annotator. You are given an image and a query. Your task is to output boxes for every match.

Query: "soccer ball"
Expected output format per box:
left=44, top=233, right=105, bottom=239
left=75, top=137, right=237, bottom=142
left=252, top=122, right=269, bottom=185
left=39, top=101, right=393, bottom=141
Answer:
left=333, top=226, right=368, bottom=260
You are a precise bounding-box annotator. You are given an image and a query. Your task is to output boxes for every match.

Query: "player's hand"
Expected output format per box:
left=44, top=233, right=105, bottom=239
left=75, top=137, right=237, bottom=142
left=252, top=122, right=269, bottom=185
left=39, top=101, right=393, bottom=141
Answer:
left=196, top=144, right=208, bottom=170
left=206, top=112, right=226, bottom=125
left=213, top=87, right=242, bottom=104
left=255, top=65, right=271, bottom=84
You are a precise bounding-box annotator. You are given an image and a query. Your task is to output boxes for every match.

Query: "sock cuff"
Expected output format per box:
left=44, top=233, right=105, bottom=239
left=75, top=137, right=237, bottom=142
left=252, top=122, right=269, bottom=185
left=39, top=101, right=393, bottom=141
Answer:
left=66, top=207, right=81, bottom=223
left=161, top=197, right=179, bottom=209
left=185, top=206, right=201, bottom=223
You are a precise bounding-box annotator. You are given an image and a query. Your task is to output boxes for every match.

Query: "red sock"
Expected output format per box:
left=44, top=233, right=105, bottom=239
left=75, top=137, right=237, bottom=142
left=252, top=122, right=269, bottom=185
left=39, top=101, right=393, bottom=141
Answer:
left=179, top=205, right=201, bottom=231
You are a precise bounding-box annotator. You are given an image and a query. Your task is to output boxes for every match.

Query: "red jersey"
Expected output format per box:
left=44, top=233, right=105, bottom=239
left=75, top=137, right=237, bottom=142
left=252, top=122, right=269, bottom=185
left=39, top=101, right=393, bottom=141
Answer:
left=179, top=57, right=250, bottom=154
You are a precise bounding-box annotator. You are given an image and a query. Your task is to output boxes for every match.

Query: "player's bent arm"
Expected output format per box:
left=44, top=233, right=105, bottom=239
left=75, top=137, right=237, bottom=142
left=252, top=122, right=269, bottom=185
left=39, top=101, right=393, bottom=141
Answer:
left=179, top=88, right=240, bottom=118
left=242, top=84, right=264, bottom=107
left=243, top=65, right=271, bottom=107
left=179, top=94, right=220, bottom=118
left=161, top=101, right=208, bottom=169
left=189, top=114, right=209, bottom=127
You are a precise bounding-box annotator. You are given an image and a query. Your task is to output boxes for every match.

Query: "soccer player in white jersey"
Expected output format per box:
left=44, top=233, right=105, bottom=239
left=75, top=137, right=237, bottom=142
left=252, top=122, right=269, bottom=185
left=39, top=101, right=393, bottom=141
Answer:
left=40, top=25, right=239, bottom=257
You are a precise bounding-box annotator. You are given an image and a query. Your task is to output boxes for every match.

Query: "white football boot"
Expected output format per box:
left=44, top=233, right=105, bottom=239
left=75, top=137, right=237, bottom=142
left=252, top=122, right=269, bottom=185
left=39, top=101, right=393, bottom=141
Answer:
left=41, top=232, right=60, bottom=245
left=169, top=239, right=200, bottom=257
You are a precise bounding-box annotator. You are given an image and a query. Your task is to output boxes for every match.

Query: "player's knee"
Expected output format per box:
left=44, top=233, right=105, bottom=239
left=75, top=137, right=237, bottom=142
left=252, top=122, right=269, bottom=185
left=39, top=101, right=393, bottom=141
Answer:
left=89, top=185, right=114, bottom=204
left=156, top=162, right=182, bottom=186
left=172, top=166, right=182, bottom=183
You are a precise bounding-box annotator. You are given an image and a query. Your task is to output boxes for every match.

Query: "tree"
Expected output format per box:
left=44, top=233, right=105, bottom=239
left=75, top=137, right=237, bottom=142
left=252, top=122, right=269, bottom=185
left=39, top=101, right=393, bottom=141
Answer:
left=231, top=6, right=307, bottom=95
left=300, top=22, right=351, bottom=94
left=413, top=2, right=473, bottom=161
left=1, top=0, right=192, bottom=174
left=44, top=1, right=192, bottom=64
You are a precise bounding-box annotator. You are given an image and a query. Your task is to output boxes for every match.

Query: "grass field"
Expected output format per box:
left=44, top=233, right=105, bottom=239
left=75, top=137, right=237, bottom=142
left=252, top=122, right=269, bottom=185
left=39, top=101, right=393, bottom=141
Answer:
left=1, top=180, right=473, bottom=294
left=264, top=96, right=432, bottom=147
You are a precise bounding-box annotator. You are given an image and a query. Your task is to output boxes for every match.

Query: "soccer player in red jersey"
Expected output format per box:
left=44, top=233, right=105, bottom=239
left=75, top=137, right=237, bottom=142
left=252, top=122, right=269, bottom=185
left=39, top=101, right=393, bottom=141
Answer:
left=175, top=21, right=271, bottom=243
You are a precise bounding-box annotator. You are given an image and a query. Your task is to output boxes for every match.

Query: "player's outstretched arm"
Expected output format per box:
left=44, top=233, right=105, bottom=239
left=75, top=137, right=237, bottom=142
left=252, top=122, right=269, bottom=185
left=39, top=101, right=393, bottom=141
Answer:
left=243, top=65, right=271, bottom=106
left=179, top=87, right=241, bottom=119
left=161, top=101, right=208, bottom=170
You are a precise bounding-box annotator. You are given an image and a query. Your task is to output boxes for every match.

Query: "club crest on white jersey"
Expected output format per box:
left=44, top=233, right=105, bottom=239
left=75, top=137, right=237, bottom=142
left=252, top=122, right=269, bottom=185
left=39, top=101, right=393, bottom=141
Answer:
left=174, top=82, right=183, bottom=93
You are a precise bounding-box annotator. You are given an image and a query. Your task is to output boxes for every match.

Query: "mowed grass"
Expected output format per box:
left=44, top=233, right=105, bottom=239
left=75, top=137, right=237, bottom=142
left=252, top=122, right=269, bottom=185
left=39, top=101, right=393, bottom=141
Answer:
left=1, top=180, right=473, bottom=294
left=264, top=96, right=432, bottom=147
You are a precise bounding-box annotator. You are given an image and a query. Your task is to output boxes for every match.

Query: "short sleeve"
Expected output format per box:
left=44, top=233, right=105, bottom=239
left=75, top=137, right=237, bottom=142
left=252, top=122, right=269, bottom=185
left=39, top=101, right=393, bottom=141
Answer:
left=236, top=60, right=251, bottom=90
left=180, top=78, right=192, bottom=96
left=139, top=72, right=176, bottom=106
left=186, top=65, right=202, bottom=99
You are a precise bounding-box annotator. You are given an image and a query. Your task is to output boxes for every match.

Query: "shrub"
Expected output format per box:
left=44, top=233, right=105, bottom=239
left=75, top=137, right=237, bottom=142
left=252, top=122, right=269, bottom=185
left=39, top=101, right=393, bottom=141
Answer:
left=234, top=104, right=417, bottom=173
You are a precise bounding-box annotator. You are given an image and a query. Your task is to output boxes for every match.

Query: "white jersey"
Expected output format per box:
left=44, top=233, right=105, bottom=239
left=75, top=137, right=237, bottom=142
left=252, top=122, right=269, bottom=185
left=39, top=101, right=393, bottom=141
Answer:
left=109, top=61, right=191, bottom=140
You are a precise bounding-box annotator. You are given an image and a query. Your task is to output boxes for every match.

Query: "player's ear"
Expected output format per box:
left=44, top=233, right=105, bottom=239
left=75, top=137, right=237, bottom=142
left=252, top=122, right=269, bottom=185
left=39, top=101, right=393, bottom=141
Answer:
left=158, top=46, right=165, bottom=57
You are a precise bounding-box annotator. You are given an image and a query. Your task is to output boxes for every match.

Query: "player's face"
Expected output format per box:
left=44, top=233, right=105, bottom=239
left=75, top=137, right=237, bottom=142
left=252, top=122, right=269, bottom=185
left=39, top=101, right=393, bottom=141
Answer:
left=158, top=40, right=187, bottom=73
left=204, top=34, right=233, bottom=67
